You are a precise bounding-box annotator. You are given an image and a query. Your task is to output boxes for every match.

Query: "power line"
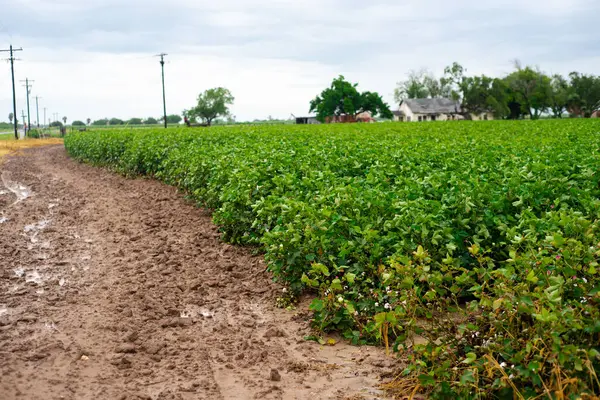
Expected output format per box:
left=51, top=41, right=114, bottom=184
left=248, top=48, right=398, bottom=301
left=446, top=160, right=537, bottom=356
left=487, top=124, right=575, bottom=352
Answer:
left=155, top=53, right=168, bottom=129
left=0, top=45, right=23, bottom=139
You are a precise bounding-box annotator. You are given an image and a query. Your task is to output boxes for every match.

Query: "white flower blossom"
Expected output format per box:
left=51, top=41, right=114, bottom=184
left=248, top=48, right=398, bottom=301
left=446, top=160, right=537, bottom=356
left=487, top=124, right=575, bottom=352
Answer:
left=583, top=278, right=588, bottom=283
left=384, top=303, right=391, bottom=310
left=374, top=302, right=379, bottom=307
left=509, top=374, right=514, bottom=379
left=337, top=296, right=344, bottom=303
left=500, top=362, right=506, bottom=368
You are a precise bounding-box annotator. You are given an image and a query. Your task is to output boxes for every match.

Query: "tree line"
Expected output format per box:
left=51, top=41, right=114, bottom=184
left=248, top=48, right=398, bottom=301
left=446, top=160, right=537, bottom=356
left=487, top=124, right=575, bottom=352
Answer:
left=69, top=115, right=183, bottom=127
left=394, top=61, right=600, bottom=119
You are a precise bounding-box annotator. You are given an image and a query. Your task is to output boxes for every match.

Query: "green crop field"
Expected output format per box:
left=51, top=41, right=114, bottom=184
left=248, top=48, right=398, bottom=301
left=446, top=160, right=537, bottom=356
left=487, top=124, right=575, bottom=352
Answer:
left=65, top=120, right=600, bottom=398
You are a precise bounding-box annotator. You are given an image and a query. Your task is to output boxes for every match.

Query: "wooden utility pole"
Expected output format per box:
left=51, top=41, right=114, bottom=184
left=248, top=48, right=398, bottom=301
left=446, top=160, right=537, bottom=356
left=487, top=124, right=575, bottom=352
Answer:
left=21, top=78, right=34, bottom=135
left=35, top=96, right=41, bottom=127
left=0, top=45, right=23, bottom=139
left=21, top=110, right=26, bottom=137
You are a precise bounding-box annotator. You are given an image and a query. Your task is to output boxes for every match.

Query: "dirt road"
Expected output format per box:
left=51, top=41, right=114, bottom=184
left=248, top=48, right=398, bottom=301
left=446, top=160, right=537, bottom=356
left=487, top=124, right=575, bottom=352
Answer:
left=0, top=146, right=396, bottom=400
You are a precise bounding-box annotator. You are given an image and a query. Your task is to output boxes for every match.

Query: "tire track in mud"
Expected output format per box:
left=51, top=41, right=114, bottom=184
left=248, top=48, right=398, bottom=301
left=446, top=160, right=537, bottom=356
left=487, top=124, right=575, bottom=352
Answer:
left=0, top=146, right=398, bottom=400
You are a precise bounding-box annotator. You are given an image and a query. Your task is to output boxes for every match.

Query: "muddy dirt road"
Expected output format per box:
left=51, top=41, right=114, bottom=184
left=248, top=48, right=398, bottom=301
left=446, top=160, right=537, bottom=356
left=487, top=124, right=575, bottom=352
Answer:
left=0, top=146, right=396, bottom=400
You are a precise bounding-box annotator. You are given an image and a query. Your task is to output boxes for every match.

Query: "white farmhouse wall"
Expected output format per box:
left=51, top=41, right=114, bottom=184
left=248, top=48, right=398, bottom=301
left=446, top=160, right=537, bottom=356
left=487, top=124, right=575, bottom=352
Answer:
left=398, top=101, right=481, bottom=122
left=399, top=102, right=414, bottom=122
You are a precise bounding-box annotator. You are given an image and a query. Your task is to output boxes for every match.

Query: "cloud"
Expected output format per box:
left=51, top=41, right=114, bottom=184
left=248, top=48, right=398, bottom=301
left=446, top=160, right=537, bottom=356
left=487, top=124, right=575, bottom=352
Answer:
left=0, top=0, right=599, bottom=122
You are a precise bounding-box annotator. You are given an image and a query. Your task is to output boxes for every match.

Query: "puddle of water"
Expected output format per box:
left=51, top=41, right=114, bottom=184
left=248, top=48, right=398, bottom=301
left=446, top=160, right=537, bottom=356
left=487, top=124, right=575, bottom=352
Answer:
left=0, top=216, right=8, bottom=224
left=14, top=268, right=25, bottom=277
left=1, top=172, right=32, bottom=203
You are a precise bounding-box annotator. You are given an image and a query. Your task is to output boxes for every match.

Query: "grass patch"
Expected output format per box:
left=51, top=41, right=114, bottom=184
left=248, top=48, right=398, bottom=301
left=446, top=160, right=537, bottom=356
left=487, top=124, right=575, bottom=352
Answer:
left=0, top=138, right=63, bottom=160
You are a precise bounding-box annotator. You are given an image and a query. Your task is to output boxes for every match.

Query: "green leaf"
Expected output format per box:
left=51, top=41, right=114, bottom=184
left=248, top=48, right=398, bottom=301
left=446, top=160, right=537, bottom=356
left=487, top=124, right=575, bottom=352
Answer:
left=462, top=352, right=477, bottom=364
left=331, top=278, right=343, bottom=291
left=460, top=369, right=476, bottom=385
left=588, top=285, right=600, bottom=296
left=526, top=270, right=539, bottom=284
left=345, top=273, right=356, bottom=284
left=309, top=299, right=324, bottom=312
left=417, top=374, right=436, bottom=386
left=374, top=312, right=387, bottom=326
left=311, top=263, right=330, bottom=277
left=346, top=303, right=356, bottom=315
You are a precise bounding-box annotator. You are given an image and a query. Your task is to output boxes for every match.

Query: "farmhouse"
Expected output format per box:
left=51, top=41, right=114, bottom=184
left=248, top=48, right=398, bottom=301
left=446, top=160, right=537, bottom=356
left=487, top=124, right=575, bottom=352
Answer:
left=394, top=98, right=494, bottom=122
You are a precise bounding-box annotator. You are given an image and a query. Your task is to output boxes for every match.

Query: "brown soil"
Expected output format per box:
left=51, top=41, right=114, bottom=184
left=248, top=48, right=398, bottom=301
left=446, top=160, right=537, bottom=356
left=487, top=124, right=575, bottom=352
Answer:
left=0, top=146, right=399, bottom=400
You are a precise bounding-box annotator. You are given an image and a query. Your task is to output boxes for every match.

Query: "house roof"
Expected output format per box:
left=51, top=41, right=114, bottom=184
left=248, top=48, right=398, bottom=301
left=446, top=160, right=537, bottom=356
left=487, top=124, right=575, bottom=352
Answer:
left=392, top=110, right=405, bottom=117
left=402, top=98, right=460, bottom=115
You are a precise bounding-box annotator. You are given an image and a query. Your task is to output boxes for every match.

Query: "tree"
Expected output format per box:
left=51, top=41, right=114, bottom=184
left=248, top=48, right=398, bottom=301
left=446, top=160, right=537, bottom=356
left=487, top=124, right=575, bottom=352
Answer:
left=504, top=63, right=551, bottom=119
left=62, top=116, right=67, bottom=125
left=394, top=70, right=430, bottom=101
left=50, top=121, right=63, bottom=128
left=567, top=72, right=600, bottom=117
left=127, top=118, right=143, bottom=125
left=310, top=75, right=393, bottom=122
left=92, top=118, right=108, bottom=126
left=186, top=87, right=234, bottom=126
left=459, top=75, right=509, bottom=118
left=8, top=113, right=13, bottom=124
left=424, top=74, right=451, bottom=98
left=166, top=114, right=182, bottom=124
left=440, top=62, right=508, bottom=119
left=86, top=118, right=91, bottom=126
left=144, top=117, right=158, bottom=125
left=72, top=120, right=86, bottom=126
left=549, top=74, right=569, bottom=118
left=109, top=118, right=124, bottom=125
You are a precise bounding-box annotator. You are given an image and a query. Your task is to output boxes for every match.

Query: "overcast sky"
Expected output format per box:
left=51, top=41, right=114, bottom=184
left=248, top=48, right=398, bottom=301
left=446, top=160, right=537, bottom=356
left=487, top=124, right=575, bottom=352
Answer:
left=1, top=0, right=599, bottom=123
